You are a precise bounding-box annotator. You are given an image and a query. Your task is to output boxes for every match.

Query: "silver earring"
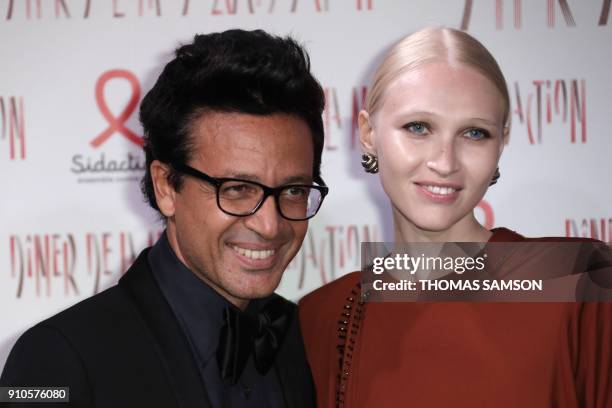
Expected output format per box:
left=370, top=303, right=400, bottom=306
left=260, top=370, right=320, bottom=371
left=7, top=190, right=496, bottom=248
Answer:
left=489, top=167, right=500, bottom=186
left=361, top=153, right=378, bottom=174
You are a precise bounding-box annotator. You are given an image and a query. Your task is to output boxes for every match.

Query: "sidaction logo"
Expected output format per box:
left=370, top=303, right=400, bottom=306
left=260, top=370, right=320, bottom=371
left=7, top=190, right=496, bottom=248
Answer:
left=71, top=69, right=146, bottom=183
left=71, top=152, right=145, bottom=174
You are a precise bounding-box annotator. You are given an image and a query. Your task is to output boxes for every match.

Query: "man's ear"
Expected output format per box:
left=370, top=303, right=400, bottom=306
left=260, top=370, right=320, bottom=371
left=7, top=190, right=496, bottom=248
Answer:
left=150, top=160, right=177, bottom=218
left=358, top=110, right=376, bottom=154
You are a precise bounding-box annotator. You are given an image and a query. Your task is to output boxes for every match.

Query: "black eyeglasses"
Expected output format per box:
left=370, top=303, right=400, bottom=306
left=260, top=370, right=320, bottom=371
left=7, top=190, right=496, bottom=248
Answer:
left=172, top=163, right=329, bottom=221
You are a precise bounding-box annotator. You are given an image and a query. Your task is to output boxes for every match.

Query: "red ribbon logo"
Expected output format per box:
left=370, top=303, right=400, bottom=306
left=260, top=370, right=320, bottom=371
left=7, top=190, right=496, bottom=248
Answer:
left=90, top=69, right=143, bottom=148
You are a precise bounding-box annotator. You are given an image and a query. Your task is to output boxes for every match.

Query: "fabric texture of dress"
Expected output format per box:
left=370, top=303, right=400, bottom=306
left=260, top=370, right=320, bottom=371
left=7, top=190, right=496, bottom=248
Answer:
left=299, top=228, right=612, bottom=408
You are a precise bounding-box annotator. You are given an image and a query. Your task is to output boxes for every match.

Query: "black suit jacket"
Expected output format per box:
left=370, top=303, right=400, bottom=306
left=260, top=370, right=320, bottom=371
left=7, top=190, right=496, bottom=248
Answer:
left=0, top=250, right=316, bottom=408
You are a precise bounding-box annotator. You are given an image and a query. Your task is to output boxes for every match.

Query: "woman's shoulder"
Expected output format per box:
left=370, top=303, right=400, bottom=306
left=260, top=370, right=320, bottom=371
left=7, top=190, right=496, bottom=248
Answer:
left=299, top=271, right=361, bottom=312
left=491, top=227, right=602, bottom=243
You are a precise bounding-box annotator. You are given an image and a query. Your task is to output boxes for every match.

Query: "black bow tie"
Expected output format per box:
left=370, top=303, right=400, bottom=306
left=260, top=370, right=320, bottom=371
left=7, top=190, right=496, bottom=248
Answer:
left=216, top=296, right=294, bottom=385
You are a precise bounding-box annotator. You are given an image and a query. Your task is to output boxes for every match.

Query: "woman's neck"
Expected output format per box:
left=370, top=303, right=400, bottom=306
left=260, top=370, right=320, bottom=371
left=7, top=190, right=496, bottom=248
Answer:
left=392, top=208, right=493, bottom=243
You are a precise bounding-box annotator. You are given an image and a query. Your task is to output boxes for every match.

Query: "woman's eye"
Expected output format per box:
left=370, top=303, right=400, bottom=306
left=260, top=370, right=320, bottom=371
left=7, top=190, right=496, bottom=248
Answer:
left=464, top=128, right=489, bottom=140
left=405, top=122, right=428, bottom=135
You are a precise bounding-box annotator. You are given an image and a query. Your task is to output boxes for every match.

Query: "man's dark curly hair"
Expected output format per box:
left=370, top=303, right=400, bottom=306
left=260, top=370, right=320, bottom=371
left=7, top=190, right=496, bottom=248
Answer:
left=139, top=29, right=325, bottom=214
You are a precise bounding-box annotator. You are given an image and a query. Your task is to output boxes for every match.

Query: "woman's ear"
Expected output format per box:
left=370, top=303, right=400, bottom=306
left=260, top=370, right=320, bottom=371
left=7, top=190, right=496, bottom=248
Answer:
left=502, top=124, right=510, bottom=145
left=502, top=114, right=511, bottom=146
left=358, top=110, right=376, bottom=154
left=498, top=125, right=510, bottom=157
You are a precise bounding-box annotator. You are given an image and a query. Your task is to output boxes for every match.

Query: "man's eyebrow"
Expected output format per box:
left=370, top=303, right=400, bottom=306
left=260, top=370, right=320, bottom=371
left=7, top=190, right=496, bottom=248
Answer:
left=224, top=172, right=259, bottom=181
left=223, top=173, right=313, bottom=185
left=281, top=175, right=314, bottom=185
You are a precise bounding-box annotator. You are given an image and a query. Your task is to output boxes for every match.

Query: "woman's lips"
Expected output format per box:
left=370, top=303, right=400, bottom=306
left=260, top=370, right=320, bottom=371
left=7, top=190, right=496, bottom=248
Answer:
left=415, top=182, right=461, bottom=203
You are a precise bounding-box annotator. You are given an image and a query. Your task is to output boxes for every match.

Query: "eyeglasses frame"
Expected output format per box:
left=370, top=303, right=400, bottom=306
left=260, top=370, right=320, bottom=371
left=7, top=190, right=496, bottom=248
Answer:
left=171, top=162, right=329, bottom=221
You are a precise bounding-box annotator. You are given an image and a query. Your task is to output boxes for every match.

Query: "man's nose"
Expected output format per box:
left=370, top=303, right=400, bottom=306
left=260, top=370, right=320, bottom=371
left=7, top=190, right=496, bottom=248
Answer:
left=244, top=195, right=283, bottom=239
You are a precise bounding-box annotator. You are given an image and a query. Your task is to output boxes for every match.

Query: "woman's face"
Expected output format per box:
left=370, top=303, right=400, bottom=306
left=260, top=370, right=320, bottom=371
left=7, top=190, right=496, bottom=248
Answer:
left=363, top=61, right=507, bottom=233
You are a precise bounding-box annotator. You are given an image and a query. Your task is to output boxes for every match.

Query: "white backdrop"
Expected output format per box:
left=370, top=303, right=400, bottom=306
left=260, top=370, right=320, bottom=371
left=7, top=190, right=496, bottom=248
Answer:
left=1, top=0, right=611, bottom=370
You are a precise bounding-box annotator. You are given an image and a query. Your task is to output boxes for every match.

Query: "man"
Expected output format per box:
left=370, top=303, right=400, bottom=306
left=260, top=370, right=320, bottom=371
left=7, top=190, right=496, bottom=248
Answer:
left=1, top=29, right=327, bottom=407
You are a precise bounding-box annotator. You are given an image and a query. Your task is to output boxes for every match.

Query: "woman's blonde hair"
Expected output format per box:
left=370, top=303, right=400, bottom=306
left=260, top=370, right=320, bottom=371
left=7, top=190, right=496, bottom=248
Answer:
left=365, top=27, right=510, bottom=124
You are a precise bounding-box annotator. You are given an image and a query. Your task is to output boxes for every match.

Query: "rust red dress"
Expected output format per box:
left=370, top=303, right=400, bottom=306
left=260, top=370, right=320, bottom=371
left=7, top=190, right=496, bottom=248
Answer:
left=299, top=228, right=612, bottom=408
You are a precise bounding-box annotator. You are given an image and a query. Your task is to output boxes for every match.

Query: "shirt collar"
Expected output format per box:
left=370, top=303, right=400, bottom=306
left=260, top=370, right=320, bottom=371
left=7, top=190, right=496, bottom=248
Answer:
left=148, top=232, right=237, bottom=367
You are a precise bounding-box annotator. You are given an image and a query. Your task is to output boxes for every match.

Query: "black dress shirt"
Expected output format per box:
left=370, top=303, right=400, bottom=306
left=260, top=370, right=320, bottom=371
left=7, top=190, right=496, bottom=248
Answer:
left=148, top=233, right=286, bottom=408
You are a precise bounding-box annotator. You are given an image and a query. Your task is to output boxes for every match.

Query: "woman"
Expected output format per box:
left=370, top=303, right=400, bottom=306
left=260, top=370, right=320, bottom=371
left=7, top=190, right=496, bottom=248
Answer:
left=299, top=27, right=611, bottom=407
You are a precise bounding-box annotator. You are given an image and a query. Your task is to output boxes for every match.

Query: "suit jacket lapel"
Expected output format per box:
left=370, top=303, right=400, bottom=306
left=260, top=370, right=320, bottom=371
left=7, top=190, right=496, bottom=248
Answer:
left=274, top=307, right=317, bottom=408
left=119, top=250, right=212, bottom=408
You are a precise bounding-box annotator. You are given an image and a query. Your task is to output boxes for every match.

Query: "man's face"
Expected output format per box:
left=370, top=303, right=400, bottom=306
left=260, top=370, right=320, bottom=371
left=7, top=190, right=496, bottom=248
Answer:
left=153, top=112, right=314, bottom=309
